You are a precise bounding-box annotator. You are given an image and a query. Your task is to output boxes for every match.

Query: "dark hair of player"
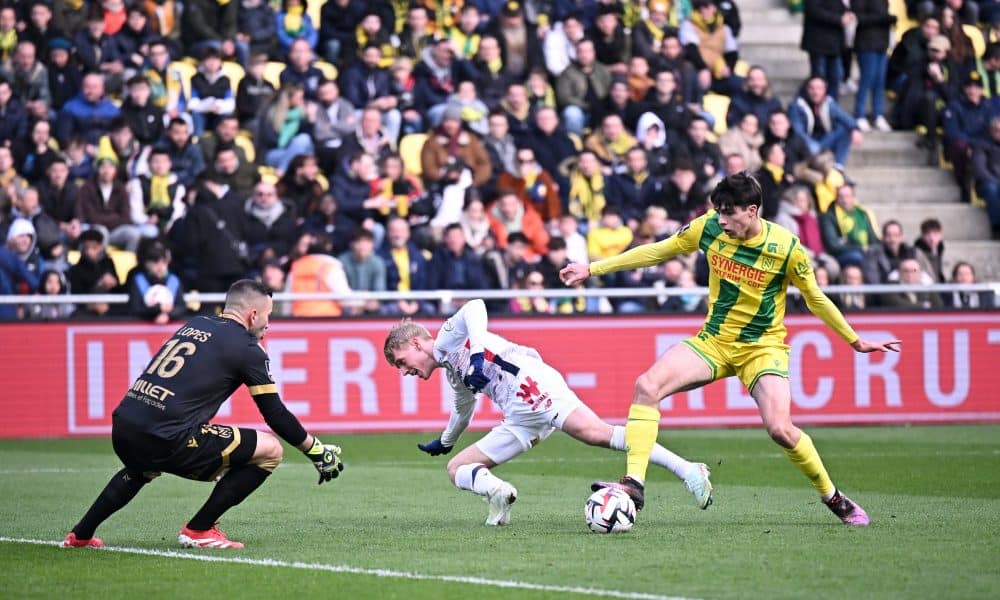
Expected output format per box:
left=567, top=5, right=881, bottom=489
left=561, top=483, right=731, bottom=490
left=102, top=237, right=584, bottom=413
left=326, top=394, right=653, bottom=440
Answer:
left=225, top=279, right=273, bottom=313
left=710, top=171, right=763, bottom=212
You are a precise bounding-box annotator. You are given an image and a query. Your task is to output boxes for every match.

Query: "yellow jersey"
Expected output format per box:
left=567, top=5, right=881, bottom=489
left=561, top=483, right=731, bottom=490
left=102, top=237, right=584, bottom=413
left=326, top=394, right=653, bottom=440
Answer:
left=590, top=211, right=859, bottom=346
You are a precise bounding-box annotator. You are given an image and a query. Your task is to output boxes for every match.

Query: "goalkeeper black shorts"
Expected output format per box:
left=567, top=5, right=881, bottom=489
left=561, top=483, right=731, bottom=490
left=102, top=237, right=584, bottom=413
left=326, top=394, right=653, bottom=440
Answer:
left=112, top=416, right=257, bottom=481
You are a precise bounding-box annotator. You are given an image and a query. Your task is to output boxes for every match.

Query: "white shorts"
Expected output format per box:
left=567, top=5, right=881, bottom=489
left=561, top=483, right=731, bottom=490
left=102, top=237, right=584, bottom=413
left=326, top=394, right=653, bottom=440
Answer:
left=475, top=359, right=585, bottom=464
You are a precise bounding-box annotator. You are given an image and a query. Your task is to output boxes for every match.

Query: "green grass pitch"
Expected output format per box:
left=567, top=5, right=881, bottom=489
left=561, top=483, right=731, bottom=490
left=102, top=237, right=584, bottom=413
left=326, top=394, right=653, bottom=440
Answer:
left=1, top=425, right=998, bottom=599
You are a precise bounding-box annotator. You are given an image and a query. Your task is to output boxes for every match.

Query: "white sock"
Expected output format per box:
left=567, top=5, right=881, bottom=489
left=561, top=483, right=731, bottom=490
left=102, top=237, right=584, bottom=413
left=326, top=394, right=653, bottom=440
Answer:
left=610, top=426, right=693, bottom=481
left=454, top=463, right=505, bottom=496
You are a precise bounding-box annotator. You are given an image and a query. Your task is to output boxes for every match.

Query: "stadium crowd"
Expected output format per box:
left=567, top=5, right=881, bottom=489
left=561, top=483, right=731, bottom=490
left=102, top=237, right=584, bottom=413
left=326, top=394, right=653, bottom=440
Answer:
left=0, top=0, right=997, bottom=321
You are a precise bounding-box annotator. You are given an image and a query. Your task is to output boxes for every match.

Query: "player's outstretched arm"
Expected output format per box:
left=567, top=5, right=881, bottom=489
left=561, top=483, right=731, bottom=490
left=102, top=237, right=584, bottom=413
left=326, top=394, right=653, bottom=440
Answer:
left=851, top=338, right=901, bottom=353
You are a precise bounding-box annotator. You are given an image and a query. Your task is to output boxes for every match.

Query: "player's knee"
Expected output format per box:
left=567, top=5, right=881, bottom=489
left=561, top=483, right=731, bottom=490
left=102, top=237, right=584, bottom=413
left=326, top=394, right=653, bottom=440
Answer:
left=446, top=458, right=463, bottom=483
left=253, top=433, right=284, bottom=471
left=633, top=371, right=662, bottom=405
left=765, top=422, right=796, bottom=447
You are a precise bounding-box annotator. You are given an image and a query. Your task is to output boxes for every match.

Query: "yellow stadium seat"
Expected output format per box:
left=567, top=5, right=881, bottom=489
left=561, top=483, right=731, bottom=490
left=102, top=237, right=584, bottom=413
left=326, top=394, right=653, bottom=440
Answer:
left=963, top=24, right=986, bottom=57
left=221, top=61, right=245, bottom=94
left=107, top=248, right=138, bottom=284
left=308, top=0, right=326, bottom=33
left=168, top=60, right=197, bottom=97
left=263, top=61, right=287, bottom=89
left=398, top=133, right=428, bottom=178
left=702, top=93, right=730, bottom=136
left=258, top=165, right=279, bottom=184
left=314, top=60, right=338, bottom=81
left=235, top=131, right=256, bottom=163
left=888, top=0, right=918, bottom=43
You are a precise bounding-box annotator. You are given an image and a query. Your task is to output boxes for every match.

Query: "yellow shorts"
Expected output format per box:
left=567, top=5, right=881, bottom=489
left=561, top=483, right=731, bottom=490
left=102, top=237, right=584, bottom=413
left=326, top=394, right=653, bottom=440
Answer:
left=681, top=334, right=789, bottom=392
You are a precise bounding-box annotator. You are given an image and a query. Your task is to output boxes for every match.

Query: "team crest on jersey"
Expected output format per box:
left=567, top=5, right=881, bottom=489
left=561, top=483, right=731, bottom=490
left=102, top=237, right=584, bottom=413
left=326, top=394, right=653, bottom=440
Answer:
left=717, top=240, right=727, bottom=252
left=795, top=260, right=812, bottom=278
left=762, top=256, right=775, bottom=270
left=265, top=360, right=273, bottom=381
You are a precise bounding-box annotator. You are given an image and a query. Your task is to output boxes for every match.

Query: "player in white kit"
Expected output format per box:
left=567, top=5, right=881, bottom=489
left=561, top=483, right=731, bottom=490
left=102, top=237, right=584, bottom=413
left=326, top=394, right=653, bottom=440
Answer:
left=383, top=299, right=713, bottom=526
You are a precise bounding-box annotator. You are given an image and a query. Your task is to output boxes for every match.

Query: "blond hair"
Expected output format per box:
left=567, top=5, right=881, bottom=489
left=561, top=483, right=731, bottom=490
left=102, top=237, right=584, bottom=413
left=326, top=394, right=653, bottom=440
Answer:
left=383, top=319, right=432, bottom=365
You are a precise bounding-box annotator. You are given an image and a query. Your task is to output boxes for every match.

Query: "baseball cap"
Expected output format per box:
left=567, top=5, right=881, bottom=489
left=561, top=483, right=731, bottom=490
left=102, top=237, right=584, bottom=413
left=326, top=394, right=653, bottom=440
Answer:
left=502, top=1, right=522, bottom=17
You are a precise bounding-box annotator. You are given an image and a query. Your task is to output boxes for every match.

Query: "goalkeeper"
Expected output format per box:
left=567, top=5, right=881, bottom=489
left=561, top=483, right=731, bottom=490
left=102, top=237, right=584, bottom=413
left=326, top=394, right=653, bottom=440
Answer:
left=63, top=280, right=344, bottom=550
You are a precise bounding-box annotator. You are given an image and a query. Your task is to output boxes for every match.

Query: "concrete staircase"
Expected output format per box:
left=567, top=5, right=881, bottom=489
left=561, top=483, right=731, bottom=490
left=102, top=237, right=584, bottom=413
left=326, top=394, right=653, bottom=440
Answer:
left=737, top=0, right=1000, bottom=281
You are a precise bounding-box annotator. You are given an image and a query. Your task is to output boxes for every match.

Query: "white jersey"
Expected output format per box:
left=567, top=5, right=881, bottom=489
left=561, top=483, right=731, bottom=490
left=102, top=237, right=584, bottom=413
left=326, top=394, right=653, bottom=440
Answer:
left=434, top=300, right=549, bottom=446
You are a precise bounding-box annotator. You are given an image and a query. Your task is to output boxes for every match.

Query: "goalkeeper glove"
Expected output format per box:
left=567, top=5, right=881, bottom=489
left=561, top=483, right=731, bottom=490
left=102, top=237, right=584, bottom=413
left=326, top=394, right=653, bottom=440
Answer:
left=417, top=438, right=453, bottom=456
left=304, top=438, right=345, bottom=485
left=463, top=352, right=489, bottom=393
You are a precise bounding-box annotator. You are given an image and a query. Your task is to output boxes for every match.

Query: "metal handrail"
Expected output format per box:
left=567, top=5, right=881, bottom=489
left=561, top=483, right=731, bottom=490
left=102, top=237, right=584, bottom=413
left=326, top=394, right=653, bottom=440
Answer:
left=2, top=283, right=998, bottom=304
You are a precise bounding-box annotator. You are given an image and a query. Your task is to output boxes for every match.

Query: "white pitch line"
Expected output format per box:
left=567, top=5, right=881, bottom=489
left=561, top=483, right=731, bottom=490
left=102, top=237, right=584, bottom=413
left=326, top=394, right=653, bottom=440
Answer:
left=0, top=537, right=697, bottom=600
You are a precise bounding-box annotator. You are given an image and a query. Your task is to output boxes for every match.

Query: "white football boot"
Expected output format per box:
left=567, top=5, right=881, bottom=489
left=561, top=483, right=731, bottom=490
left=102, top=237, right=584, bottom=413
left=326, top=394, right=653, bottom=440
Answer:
left=484, top=482, right=517, bottom=526
left=683, top=463, right=714, bottom=509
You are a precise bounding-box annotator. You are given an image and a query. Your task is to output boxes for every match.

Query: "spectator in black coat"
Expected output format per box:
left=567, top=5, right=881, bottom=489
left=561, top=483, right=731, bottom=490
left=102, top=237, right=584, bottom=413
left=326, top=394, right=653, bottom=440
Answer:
left=319, top=0, right=365, bottom=64
left=378, top=216, right=435, bottom=315
left=339, top=43, right=401, bottom=140
left=671, top=116, right=723, bottom=184
left=113, top=4, right=156, bottom=75
left=726, top=66, right=783, bottom=128
left=430, top=223, right=488, bottom=303
left=764, top=108, right=812, bottom=174
left=67, top=228, right=119, bottom=318
left=329, top=150, right=378, bottom=226
left=0, top=80, right=27, bottom=150
left=181, top=0, right=240, bottom=63
left=852, top=0, right=897, bottom=131
left=181, top=179, right=250, bottom=295
left=302, top=192, right=356, bottom=256
left=46, top=37, right=81, bottom=112
left=802, top=0, right=853, bottom=101
left=243, top=181, right=299, bottom=265
left=74, top=7, right=124, bottom=93
left=161, top=118, right=206, bottom=188
left=237, top=0, right=277, bottom=58
left=526, top=106, right=579, bottom=204
left=609, top=147, right=666, bottom=225
left=119, top=76, right=165, bottom=146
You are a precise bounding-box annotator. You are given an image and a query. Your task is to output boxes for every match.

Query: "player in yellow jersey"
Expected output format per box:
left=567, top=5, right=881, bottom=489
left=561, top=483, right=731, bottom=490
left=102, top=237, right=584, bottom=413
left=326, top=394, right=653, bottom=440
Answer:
left=560, top=172, right=900, bottom=526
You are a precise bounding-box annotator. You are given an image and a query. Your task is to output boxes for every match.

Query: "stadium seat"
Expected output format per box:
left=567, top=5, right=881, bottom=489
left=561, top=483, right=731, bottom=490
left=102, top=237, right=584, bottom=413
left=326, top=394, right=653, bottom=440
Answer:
left=963, top=25, right=986, bottom=57
left=168, top=60, right=197, bottom=98
left=235, top=131, right=256, bottom=163
left=263, top=61, right=287, bottom=89
left=67, top=246, right=137, bottom=284
left=702, top=93, right=730, bottom=136
left=888, top=0, right=917, bottom=42
left=258, top=165, right=279, bottom=184
left=107, top=248, right=138, bottom=284
left=221, top=61, right=245, bottom=94
left=399, top=133, right=428, bottom=177
left=315, top=60, right=338, bottom=81
left=308, top=0, right=326, bottom=33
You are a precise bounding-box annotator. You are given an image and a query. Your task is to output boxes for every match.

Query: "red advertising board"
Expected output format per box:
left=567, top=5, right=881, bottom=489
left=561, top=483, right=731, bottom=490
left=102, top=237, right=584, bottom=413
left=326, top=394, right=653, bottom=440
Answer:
left=2, top=313, right=999, bottom=438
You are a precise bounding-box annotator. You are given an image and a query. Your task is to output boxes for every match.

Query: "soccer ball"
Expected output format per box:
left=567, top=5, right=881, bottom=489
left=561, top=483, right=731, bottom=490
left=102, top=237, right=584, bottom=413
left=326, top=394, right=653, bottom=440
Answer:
left=144, top=284, right=173, bottom=307
left=585, top=487, right=636, bottom=533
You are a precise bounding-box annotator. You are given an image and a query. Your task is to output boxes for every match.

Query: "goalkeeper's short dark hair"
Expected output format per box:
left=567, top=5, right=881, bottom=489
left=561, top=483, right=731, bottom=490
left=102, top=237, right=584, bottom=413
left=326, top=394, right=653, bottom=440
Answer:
left=710, top=171, right=763, bottom=211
